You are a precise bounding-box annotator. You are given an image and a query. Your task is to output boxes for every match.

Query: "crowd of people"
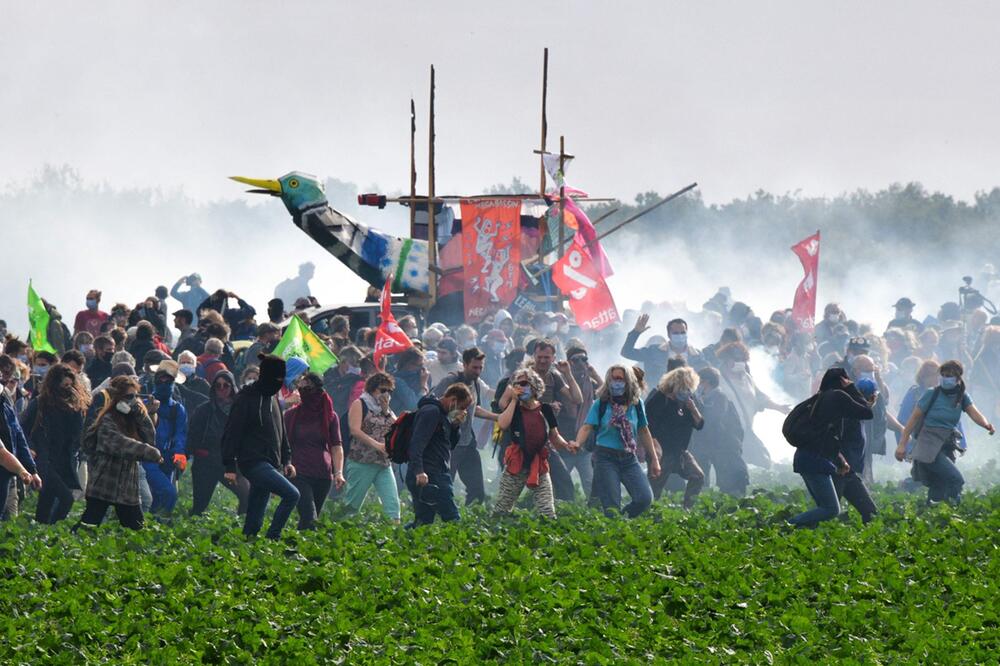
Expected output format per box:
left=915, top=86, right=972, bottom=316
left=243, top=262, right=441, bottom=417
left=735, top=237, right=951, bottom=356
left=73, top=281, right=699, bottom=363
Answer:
left=1, top=274, right=998, bottom=539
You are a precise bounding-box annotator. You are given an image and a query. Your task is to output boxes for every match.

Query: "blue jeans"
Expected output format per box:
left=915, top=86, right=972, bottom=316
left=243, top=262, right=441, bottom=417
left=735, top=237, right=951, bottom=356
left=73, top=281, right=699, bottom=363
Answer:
left=592, top=447, right=653, bottom=518
left=789, top=473, right=840, bottom=527
left=242, top=461, right=301, bottom=539
left=142, top=461, right=177, bottom=514
left=923, top=451, right=964, bottom=503
left=405, top=469, right=460, bottom=526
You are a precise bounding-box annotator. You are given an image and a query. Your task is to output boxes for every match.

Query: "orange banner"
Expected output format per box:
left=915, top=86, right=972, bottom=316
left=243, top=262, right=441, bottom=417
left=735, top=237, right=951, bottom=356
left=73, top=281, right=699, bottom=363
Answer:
left=460, top=199, right=522, bottom=323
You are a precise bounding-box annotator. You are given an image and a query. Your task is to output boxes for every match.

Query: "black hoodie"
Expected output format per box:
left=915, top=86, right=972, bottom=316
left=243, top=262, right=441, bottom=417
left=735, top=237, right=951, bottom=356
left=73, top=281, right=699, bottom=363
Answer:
left=408, top=395, right=459, bottom=475
left=220, top=357, right=288, bottom=475
left=188, top=370, right=237, bottom=461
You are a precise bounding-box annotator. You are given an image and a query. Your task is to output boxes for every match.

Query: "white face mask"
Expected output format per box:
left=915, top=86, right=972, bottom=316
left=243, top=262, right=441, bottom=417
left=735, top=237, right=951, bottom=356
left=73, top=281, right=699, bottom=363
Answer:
left=447, top=408, right=465, bottom=425
left=732, top=362, right=747, bottom=373
left=116, top=400, right=133, bottom=415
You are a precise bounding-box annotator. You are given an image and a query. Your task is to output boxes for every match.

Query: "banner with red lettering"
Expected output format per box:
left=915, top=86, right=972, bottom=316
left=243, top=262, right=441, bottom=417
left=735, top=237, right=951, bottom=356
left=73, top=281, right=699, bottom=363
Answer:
left=373, top=273, right=413, bottom=368
left=551, top=245, right=620, bottom=331
left=460, top=199, right=521, bottom=323
left=790, top=231, right=821, bottom=332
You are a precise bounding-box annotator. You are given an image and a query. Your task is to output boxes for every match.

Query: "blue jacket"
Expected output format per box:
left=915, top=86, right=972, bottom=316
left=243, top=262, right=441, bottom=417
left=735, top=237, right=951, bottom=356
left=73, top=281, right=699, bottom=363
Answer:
left=0, top=391, right=36, bottom=474
left=155, top=397, right=188, bottom=456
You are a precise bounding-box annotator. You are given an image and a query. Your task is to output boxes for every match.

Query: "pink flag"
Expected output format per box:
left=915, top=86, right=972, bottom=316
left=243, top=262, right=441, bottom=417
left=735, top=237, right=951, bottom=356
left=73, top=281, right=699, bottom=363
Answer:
left=565, top=196, right=613, bottom=278
left=790, top=231, right=820, bottom=332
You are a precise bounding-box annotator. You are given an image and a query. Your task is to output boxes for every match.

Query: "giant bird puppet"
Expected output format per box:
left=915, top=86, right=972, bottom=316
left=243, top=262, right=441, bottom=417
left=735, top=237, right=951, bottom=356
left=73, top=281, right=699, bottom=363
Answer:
left=231, top=172, right=432, bottom=295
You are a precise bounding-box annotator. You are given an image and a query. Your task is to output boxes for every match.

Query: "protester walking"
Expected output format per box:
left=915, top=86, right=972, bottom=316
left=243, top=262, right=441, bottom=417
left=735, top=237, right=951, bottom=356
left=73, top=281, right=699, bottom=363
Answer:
left=221, top=354, right=300, bottom=539
left=644, top=367, right=706, bottom=508
left=187, top=370, right=250, bottom=515
left=343, top=372, right=401, bottom=522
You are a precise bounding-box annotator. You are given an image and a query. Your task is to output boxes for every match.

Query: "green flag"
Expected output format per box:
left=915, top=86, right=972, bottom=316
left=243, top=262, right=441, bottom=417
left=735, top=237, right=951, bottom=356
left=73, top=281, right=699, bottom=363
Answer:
left=27, top=281, right=56, bottom=354
left=272, top=315, right=338, bottom=375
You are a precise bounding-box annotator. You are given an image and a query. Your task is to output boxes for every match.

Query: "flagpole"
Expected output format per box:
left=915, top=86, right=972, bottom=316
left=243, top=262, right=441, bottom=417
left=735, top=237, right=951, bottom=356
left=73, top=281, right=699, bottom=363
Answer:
left=427, top=65, right=438, bottom=306
left=539, top=47, right=548, bottom=197
left=409, top=98, right=417, bottom=239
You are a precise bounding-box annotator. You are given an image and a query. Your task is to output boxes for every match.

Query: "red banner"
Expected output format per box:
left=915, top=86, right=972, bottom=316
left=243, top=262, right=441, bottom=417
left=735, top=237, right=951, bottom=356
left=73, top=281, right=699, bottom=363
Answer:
left=552, top=246, right=620, bottom=331
left=373, top=273, right=413, bottom=368
left=460, top=199, right=521, bottom=323
left=790, top=231, right=821, bottom=332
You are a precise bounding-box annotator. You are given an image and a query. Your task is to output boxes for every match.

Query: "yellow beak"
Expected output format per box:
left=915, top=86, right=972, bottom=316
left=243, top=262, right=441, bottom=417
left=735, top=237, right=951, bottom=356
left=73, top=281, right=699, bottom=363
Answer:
left=229, top=176, right=282, bottom=195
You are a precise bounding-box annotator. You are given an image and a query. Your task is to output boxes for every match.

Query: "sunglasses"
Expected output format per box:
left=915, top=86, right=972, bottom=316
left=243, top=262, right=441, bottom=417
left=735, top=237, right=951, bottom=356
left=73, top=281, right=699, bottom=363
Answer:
left=514, top=381, right=531, bottom=387
left=570, top=356, right=588, bottom=363
left=123, top=393, right=137, bottom=401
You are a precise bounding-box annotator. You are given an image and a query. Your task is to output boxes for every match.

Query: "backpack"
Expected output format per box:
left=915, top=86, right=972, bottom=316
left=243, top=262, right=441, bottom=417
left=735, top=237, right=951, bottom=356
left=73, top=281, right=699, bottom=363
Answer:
left=782, top=393, right=832, bottom=449
left=385, top=411, right=418, bottom=464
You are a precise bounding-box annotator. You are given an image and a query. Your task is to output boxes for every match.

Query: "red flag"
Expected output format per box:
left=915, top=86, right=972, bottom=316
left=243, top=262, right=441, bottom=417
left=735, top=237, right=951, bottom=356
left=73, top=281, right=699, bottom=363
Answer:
left=790, top=231, right=821, bottom=332
left=551, top=246, right=620, bottom=331
left=565, top=196, right=613, bottom=278
left=373, top=274, right=413, bottom=368
left=460, top=198, right=522, bottom=323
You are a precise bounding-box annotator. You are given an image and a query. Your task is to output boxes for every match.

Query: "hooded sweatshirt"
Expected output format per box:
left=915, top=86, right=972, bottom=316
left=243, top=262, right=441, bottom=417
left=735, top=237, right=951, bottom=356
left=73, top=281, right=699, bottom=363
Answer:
left=187, top=370, right=237, bottom=462
left=221, top=356, right=289, bottom=475
left=407, top=395, right=459, bottom=475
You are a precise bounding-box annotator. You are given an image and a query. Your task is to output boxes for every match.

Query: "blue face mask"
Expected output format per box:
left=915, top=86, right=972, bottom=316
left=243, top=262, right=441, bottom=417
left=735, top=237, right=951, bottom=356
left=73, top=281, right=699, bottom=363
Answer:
left=153, top=381, right=173, bottom=401
left=857, top=371, right=875, bottom=382
left=518, top=387, right=532, bottom=401
left=676, top=390, right=692, bottom=403
left=669, top=333, right=687, bottom=348
left=609, top=380, right=626, bottom=397
left=86, top=299, right=98, bottom=310
left=34, top=365, right=50, bottom=378
left=940, top=376, right=959, bottom=390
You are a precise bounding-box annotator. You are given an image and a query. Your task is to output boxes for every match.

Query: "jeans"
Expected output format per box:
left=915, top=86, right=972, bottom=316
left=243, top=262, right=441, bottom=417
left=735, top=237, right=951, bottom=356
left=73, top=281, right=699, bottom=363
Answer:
left=77, top=497, right=144, bottom=530
left=293, top=476, right=332, bottom=529
left=142, top=461, right=177, bottom=514
left=558, top=449, right=593, bottom=497
left=922, top=450, right=965, bottom=503
left=789, top=473, right=841, bottom=527
left=405, top=469, right=460, bottom=526
left=242, top=461, right=301, bottom=539
left=833, top=472, right=878, bottom=523
left=449, top=446, right=485, bottom=505
left=35, top=467, right=75, bottom=524
left=592, top=447, right=653, bottom=518
left=342, top=459, right=401, bottom=520
left=190, top=457, right=249, bottom=516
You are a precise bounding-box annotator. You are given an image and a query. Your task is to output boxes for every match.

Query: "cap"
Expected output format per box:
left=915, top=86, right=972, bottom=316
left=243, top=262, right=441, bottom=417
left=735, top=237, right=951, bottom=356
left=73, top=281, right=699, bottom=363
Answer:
left=293, top=297, right=311, bottom=309
left=856, top=377, right=878, bottom=397
left=152, top=359, right=186, bottom=384
left=893, top=297, right=916, bottom=309
left=437, top=337, right=459, bottom=354
left=566, top=345, right=588, bottom=359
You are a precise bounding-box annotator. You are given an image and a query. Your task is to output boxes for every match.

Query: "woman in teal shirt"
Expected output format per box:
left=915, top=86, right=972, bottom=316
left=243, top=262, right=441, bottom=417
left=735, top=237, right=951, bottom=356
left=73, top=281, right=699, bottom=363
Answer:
left=896, top=360, right=995, bottom=503
left=573, top=364, right=661, bottom=517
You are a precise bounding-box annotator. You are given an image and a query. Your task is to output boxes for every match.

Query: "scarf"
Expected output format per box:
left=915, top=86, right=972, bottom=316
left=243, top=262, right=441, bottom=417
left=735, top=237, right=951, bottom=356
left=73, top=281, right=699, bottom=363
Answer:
left=361, top=391, right=389, bottom=416
left=286, top=389, right=335, bottom=449
left=610, top=401, right=637, bottom=454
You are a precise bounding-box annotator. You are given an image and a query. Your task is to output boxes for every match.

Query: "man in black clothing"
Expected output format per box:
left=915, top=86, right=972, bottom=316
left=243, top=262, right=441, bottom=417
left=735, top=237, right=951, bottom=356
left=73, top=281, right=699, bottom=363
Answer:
left=222, top=354, right=300, bottom=539
left=85, top=335, right=115, bottom=388
left=432, top=347, right=498, bottom=505
left=197, top=290, right=257, bottom=332
left=886, top=297, right=924, bottom=333
left=689, top=367, right=749, bottom=497
left=406, top=383, right=473, bottom=526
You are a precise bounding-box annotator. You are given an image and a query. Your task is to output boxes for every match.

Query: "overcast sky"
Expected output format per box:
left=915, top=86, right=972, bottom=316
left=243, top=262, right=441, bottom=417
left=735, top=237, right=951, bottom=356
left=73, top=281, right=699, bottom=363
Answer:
left=4, top=1, right=1000, bottom=204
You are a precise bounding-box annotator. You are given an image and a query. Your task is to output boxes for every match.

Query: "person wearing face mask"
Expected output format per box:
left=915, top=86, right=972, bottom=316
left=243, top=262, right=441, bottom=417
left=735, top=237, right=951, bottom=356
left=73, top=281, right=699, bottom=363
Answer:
left=621, top=316, right=705, bottom=394
left=715, top=342, right=789, bottom=469
left=75, top=376, right=164, bottom=530
left=21, top=364, right=91, bottom=523
left=141, top=360, right=188, bottom=515
left=814, top=303, right=845, bottom=347
left=481, top=329, right=508, bottom=388
left=72, top=332, right=96, bottom=364
left=187, top=370, right=249, bottom=516
left=222, top=354, right=300, bottom=539
left=557, top=344, right=602, bottom=498
left=284, top=372, right=344, bottom=529
left=406, top=383, right=473, bottom=526
left=886, top=298, right=924, bottom=333
left=644, top=367, right=705, bottom=507
left=85, top=336, right=116, bottom=389
left=390, top=348, right=430, bottom=415
left=847, top=354, right=903, bottom=487
left=323, top=346, right=366, bottom=446
left=572, top=364, right=660, bottom=518
left=896, top=360, right=995, bottom=505
left=343, top=373, right=401, bottom=523
left=493, top=368, right=578, bottom=518
left=74, top=290, right=109, bottom=339
left=432, top=348, right=498, bottom=506
left=689, top=367, right=748, bottom=497
left=0, top=354, right=43, bottom=519
left=176, top=350, right=210, bottom=413
left=26, top=351, right=58, bottom=398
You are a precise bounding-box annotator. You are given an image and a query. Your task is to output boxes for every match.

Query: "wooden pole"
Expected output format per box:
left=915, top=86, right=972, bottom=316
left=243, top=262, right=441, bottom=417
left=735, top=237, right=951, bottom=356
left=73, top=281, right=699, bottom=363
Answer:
left=539, top=47, right=548, bottom=196
left=558, top=135, right=566, bottom=258
left=427, top=65, right=438, bottom=305
left=409, top=98, right=417, bottom=239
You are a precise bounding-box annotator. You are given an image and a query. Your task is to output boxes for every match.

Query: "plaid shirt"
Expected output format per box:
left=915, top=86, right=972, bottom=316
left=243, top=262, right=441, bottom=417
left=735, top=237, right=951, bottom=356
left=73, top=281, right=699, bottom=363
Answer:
left=86, top=414, right=161, bottom=506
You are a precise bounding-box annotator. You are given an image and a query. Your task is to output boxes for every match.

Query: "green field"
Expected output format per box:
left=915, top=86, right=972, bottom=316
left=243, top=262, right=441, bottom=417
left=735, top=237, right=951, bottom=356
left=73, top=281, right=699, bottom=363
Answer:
left=2, top=487, right=999, bottom=664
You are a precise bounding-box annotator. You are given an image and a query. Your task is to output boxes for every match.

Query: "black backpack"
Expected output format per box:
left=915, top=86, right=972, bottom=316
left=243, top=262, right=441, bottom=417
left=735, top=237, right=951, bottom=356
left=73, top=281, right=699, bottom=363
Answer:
left=782, top=393, right=832, bottom=449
